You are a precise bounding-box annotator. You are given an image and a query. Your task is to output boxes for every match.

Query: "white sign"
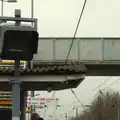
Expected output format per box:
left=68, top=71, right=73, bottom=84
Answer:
left=27, top=97, right=59, bottom=106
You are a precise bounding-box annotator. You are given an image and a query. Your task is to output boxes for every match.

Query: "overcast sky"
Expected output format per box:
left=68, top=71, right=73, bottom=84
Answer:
left=1, top=0, right=120, bottom=119
left=2, top=0, right=120, bottom=37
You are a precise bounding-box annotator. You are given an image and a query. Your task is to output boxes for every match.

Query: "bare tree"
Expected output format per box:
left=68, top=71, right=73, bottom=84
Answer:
left=69, top=90, right=120, bottom=120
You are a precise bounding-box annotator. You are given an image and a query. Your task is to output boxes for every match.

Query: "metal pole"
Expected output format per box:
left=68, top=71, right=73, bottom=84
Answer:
left=28, top=113, right=30, bottom=120
left=65, top=113, right=67, bottom=120
left=12, top=60, right=21, bottom=120
left=30, top=0, right=34, bottom=68
left=30, top=92, right=34, bottom=116
left=0, top=0, right=3, bottom=63
left=20, top=91, right=26, bottom=120
left=31, top=0, right=33, bottom=25
left=30, top=0, right=34, bottom=116
left=118, top=92, right=120, bottom=120
left=1, top=0, right=3, bottom=15
left=12, top=9, right=21, bottom=120
left=27, top=0, right=34, bottom=69
left=28, top=113, right=29, bottom=120
left=76, top=107, right=78, bottom=117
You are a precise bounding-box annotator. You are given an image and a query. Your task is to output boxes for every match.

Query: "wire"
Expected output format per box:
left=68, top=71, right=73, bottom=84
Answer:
left=43, top=91, right=57, bottom=118
left=64, top=0, right=88, bottom=114
left=51, top=105, right=58, bottom=118
left=65, top=0, right=88, bottom=109
left=93, top=77, right=120, bottom=97
left=89, top=76, right=112, bottom=95
left=43, top=107, right=48, bottom=118
left=101, top=77, right=120, bottom=91
left=65, top=0, right=88, bottom=64
left=71, top=89, right=84, bottom=108
left=52, top=91, right=56, bottom=98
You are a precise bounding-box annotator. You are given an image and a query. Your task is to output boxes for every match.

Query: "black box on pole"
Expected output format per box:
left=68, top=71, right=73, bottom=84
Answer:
left=0, top=23, right=39, bottom=61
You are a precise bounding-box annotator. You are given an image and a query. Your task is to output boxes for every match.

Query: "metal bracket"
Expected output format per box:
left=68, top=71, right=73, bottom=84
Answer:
left=15, top=9, right=21, bottom=18
left=0, top=9, right=37, bottom=30
left=9, top=80, right=22, bottom=84
left=0, top=16, right=37, bottom=22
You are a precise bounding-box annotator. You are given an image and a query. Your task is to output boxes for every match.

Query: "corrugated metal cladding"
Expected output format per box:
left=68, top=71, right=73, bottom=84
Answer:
left=0, top=63, right=87, bottom=74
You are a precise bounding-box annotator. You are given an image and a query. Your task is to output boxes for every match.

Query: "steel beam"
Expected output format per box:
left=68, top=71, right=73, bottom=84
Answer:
left=0, top=16, right=37, bottom=22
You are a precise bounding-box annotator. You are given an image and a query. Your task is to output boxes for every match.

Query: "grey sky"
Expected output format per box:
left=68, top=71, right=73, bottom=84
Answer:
left=1, top=0, right=120, bottom=119
left=2, top=0, right=120, bottom=37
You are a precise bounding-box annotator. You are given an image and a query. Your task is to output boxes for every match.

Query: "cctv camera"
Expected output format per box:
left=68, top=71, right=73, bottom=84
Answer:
left=47, top=87, right=52, bottom=93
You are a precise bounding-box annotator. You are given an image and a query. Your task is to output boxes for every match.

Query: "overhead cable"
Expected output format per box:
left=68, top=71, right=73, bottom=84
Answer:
left=93, top=77, right=120, bottom=97
left=89, top=76, right=112, bottom=95
left=101, top=77, right=120, bottom=91
left=65, top=0, right=88, bottom=64
left=71, top=89, right=84, bottom=108
left=52, top=91, right=56, bottom=98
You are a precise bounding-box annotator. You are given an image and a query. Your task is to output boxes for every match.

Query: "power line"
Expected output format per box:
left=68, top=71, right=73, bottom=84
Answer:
left=101, top=77, right=120, bottom=91
left=52, top=91, right=56, bottom=98
left=44, top=0, right=87, bottom=116
left=42, top=91, right=56, bottom=118
left=89, top=76, right=112, bottom=95
left=65, top=0, right=88, bottom=64
left=66, top=0, right=88, bottom=109
left=71, top=89, right=84, bottom=108
left=43, top=91, right=57, bottom=118
left=51, top=105, right=58, bottom=118
left=64, top=0, right=88, bottom=115
left=43, top=0, right=88, bottom=115
left=60, top=106, right=75, bottom=119
left=93, top=77, right=120, bottom=97
left=43, top=107, right=48, bottom=118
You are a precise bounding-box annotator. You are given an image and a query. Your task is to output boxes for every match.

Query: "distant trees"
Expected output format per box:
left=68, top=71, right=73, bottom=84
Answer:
left=70, top=91, right=120, bottom=120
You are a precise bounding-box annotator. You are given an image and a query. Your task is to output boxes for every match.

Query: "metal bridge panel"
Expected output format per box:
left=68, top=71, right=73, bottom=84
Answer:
left=55, top=39, right=77, bottom=61
left=79, top=39, right=102, bottom=61
left=33, top=37, right=120, bottom=63
left=104, top=39, right=120, bottom=60
left=34, top=39, right=53, bottom=61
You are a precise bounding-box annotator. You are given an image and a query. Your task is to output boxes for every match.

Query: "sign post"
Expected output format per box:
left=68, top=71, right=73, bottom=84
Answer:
left=0, top=9, right=39, bottom=120
left=11, top=10, right=21, bottom=120
left=12, top=60, right=21, bottom=120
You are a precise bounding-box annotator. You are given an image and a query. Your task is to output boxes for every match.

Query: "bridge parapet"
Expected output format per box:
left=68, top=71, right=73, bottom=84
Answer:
left=33, top=37, right=120, bottom=64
